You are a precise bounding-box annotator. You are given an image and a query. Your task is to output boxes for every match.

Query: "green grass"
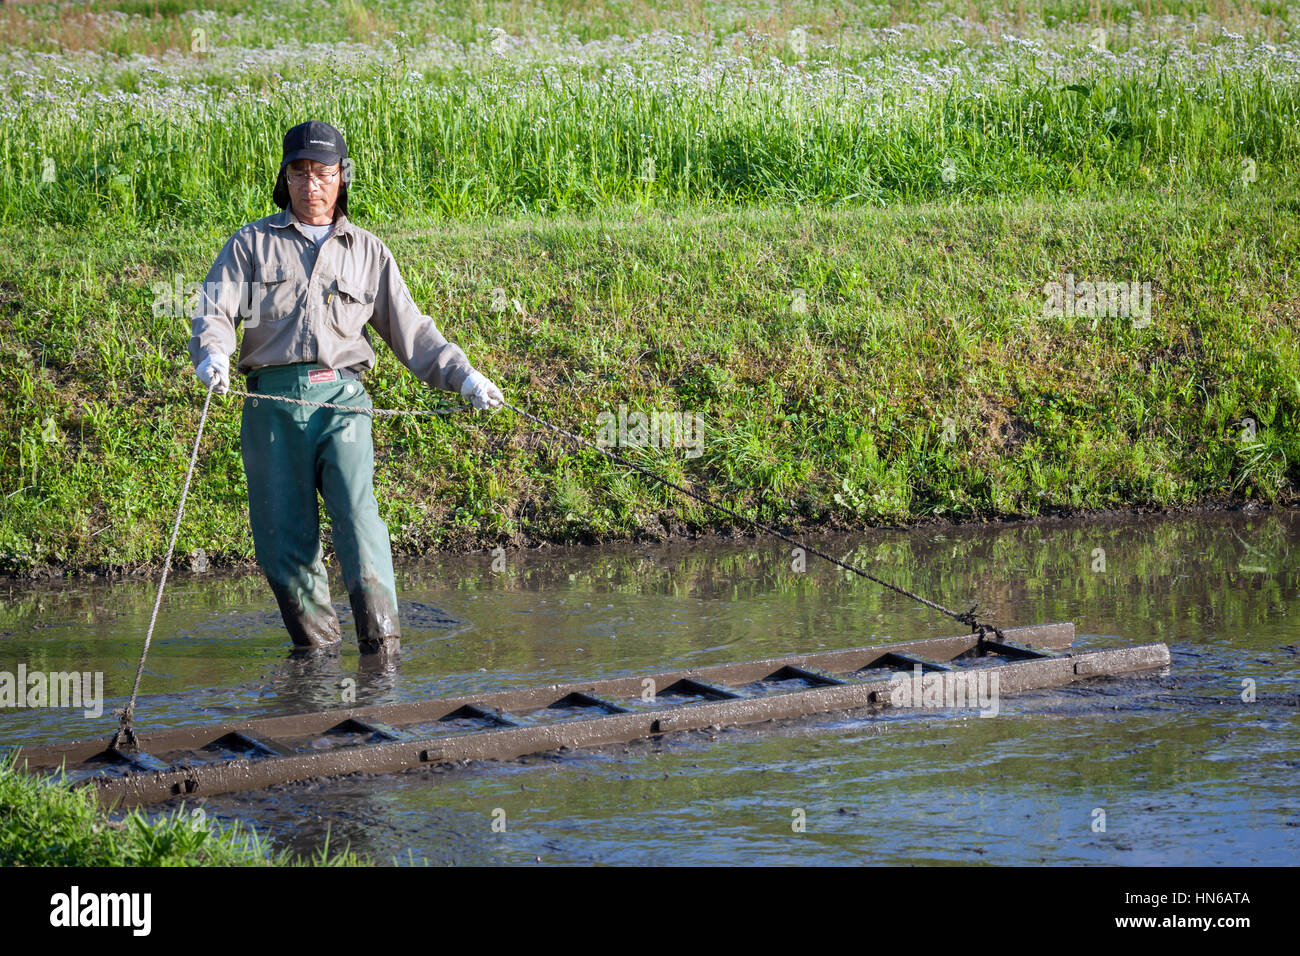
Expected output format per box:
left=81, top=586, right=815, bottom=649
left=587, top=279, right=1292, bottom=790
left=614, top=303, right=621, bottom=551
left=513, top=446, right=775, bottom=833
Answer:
left=1, top=187, right=1295, bottom=574
left=0, top=0, right=1296, bottom=574
left=0, top=752, right=367, bottom=865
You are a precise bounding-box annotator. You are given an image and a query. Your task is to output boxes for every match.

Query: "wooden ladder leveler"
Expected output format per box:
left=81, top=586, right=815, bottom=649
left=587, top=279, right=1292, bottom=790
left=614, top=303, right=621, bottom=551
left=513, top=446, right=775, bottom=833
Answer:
left=13, top=623, right=1170, bottom=807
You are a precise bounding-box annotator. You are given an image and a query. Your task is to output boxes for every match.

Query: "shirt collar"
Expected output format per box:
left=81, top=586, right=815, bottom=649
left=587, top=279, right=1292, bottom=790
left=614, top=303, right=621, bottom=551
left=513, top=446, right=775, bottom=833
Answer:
left=270, top=207, right=354, bottom=244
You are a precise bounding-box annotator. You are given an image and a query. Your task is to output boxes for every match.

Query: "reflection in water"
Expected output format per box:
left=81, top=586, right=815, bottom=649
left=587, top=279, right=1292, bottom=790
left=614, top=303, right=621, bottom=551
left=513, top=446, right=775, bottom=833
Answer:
left=1, top=508, right=1297, bottom=864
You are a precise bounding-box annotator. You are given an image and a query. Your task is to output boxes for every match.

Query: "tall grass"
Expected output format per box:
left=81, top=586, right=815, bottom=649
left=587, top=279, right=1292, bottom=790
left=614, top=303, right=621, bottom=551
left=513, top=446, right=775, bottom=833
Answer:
left=2, top=0, right=1297, bottom=225
left=2, top=63, right=1296, bottom=226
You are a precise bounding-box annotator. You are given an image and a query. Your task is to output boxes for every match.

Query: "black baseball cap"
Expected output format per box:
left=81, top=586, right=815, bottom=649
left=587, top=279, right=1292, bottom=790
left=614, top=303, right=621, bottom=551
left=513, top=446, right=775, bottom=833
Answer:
left=281, top=120, right=347, bottom=168
left=272, top=120, right=349, bottom=214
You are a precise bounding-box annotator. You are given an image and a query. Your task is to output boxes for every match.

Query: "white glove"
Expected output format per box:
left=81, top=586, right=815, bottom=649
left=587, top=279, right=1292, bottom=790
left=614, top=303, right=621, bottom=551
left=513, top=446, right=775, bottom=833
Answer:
left=196, top=352, right=231, bottom=394
left=460, top=370, right=504, bottom=411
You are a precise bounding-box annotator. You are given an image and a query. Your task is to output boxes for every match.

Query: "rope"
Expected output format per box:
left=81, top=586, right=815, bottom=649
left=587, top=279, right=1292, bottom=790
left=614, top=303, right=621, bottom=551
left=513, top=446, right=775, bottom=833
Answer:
left=226, top=386, right=459, bottom=417
left=493, top=401, right=1004, bottom=641
left=111, top=380, right=1004, bottom=748
left=111, top=379, right=218, bottom=751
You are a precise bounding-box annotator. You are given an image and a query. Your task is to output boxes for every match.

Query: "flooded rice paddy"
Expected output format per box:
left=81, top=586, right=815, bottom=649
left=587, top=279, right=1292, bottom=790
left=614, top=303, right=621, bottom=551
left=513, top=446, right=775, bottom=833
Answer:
left=2, top=509, right=1297, bottom=865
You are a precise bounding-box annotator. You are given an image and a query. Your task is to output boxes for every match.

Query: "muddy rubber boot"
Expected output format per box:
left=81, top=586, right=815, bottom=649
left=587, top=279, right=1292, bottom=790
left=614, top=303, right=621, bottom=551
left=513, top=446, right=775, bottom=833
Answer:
left=358, top=634, right=401, bottom=656
left=344, top=578, right=400, bottom=651
left=270, top=585, right=344, bottom=647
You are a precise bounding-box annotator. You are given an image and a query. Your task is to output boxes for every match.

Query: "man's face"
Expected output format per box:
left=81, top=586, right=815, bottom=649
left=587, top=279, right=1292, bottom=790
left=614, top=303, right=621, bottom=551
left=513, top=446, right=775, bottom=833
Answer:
left=286, top=158, right=341, bottom=222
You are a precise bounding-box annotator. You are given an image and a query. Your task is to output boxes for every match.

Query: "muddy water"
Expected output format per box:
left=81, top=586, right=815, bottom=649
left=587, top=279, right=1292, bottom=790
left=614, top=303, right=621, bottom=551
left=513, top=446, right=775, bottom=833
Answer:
left=2, top=510, right=1297, bottom=865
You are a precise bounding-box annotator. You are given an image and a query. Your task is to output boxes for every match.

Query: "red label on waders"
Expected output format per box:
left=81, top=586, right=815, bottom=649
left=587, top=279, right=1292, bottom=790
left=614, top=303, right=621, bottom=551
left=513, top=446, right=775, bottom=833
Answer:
left=308, top=369, right=338, bottom=384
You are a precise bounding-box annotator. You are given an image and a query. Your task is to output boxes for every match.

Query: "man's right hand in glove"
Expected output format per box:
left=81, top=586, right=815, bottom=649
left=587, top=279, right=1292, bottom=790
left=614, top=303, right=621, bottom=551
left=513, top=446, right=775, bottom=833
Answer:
left=196, top=352, right=231, bottom=394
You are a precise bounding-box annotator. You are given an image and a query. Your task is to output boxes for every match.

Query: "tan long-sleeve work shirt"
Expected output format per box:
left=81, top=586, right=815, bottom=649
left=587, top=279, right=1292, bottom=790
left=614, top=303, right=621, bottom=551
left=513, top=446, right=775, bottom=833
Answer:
left=187, top=209, right=477, bottom=394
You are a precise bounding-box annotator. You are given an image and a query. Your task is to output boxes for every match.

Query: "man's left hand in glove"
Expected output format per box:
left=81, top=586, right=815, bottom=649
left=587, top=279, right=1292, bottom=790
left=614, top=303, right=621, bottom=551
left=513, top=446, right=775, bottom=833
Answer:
left=459, top=370, right=505, bottom=411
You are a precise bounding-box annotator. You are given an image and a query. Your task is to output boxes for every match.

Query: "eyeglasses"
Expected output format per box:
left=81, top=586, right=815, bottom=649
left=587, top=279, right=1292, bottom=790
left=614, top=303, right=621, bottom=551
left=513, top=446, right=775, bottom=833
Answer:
left=286, top=166, right=340, bottom=186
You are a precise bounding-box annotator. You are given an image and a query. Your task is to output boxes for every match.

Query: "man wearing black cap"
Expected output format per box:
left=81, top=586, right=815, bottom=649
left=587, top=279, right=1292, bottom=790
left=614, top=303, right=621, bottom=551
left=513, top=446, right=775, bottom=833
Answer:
left=188, top=120, right=504, bottom=657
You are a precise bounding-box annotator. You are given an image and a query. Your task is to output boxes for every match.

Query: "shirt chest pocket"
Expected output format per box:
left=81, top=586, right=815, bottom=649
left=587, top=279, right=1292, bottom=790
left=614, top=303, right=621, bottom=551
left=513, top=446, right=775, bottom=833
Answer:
left=327, top=275, right=377, bottom=337
left=249, top=261, right=303, bottom=325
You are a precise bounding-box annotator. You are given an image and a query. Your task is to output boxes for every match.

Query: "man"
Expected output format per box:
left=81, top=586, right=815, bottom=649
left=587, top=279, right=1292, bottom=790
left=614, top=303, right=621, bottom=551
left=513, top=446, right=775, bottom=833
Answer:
left=188, top=120, right=503, bottom=656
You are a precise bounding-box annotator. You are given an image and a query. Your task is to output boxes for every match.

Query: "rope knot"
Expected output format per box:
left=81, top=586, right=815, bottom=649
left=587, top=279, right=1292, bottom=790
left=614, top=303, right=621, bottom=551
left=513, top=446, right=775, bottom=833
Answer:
left=956, top=603, right=981, bottom=629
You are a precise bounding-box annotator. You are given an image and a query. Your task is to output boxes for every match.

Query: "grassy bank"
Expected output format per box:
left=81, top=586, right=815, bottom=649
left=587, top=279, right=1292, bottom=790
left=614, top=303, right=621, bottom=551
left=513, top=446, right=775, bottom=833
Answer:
left=0, top=1, right=1297, bottom=575
left=0, top=754, right=365, bottom=864
left=1, top=188, right=1296, bottom=575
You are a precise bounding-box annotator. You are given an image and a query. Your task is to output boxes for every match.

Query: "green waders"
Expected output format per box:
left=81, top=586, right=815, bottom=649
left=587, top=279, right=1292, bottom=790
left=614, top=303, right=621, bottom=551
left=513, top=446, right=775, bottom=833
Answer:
left=240, top=363, right=400, bottom=654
